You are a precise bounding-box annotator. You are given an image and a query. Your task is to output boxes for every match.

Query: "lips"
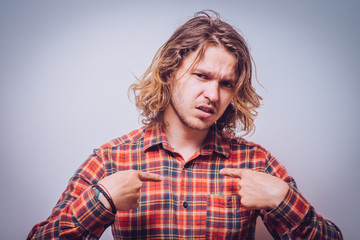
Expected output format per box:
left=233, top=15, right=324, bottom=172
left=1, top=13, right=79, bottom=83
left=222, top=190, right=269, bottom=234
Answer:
left=196, top=105, right=216, bottom=115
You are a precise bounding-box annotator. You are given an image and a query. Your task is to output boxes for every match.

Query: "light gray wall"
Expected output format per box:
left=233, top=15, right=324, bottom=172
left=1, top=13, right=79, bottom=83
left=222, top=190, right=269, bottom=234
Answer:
left=1, top=0, right=359, bottom=239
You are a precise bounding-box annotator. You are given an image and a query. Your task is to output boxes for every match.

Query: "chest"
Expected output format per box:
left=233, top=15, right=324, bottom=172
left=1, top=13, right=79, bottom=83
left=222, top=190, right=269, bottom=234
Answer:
left=105, top=147, right=260, bottom=239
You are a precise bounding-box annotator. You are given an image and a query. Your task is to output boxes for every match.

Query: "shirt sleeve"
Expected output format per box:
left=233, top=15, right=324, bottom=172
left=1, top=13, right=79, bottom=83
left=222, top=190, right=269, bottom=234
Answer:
left=27, top=153, right=115, bottom=240
left=261, top=154, right=343, bottom=239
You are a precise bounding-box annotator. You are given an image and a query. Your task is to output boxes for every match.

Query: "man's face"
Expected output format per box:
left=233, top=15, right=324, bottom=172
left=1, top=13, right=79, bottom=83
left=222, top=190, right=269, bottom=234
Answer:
left=164, top=45, right=237, bottom=132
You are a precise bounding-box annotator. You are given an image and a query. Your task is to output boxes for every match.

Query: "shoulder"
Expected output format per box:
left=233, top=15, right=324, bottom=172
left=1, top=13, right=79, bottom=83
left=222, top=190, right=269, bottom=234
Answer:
left=228, top=135, right=269, bottom=152
left=226, top=135, right=273, bottom=162
left=96, top=126, right=147, bottom=152
left=224, top=135, right=281, bottom=173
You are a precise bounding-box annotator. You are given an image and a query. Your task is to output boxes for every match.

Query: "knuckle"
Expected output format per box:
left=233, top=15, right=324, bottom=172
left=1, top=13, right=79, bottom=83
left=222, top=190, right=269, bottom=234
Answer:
left=135, top=192, right=141, bottom=199
left=240, top=198, right=247, bottom=207
left=129, top=169, right=138, bottom=176
left=132, top=170, right=142, bottom=180
left=135, top=180, right=143, bottom=189
left=238, top=189, right=244, bottom=196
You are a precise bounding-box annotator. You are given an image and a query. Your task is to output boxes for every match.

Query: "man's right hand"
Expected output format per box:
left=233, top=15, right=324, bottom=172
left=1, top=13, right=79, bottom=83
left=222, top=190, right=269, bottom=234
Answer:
left=97, top=170, right=163, bottom=211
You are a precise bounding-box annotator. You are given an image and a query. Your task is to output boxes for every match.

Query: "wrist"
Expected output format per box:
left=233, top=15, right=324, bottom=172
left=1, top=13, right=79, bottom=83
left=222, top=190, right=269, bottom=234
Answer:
left=98, top=192, right=112, bottom=210
left=271, top=182, right=290, bottom=209
left=93, top=184, right=117, bottom=214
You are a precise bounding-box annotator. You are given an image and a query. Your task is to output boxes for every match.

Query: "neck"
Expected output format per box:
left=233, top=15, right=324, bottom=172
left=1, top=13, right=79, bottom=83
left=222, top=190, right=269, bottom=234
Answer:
left=164, top=123, right=209, bottom=161
left=165, top=121, right=209, bottom=145
left=162, top=103, right=212, bottom=160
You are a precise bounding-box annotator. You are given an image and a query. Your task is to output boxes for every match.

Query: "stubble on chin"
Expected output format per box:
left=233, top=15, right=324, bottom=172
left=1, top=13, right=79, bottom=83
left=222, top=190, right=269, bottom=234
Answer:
left=169, top=100, right=212, bottom=131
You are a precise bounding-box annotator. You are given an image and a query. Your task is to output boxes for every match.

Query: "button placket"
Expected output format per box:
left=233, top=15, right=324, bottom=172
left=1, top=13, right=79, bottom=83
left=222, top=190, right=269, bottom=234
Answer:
left=181, top=161, right=189, bottom=210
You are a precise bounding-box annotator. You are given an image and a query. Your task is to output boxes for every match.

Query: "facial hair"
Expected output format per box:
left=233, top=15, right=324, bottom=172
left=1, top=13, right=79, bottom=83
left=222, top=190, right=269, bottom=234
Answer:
left=169, top=99, right=214, bottom=131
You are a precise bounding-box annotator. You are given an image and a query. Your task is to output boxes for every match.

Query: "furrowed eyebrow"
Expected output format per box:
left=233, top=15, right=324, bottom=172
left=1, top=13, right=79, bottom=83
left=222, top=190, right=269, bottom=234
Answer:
left=194, top=68, right=236, bottom=83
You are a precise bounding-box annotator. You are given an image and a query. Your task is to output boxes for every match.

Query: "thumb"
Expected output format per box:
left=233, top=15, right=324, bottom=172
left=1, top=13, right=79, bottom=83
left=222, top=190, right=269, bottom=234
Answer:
left=220, top=168, right=243, bottom=178
left=138, top=171, right=163, bottom=182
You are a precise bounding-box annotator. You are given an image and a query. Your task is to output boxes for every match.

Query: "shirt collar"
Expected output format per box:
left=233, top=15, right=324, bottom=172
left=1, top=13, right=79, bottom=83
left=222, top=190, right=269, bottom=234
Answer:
left=143, top=124, right=230, bottom=158
left=200, top=125, right=230, bottom=158
left=143, top=124, right=173, bottom=152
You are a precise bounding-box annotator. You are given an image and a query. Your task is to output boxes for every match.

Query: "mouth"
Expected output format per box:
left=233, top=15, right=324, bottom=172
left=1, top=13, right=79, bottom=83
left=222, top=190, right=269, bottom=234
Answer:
left=196, top=105, right=216, bottom=115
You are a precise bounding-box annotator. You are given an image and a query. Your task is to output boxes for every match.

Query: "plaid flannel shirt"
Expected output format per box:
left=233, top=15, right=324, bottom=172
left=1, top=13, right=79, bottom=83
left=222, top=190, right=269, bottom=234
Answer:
left=28, top=124, right=342, bottom=239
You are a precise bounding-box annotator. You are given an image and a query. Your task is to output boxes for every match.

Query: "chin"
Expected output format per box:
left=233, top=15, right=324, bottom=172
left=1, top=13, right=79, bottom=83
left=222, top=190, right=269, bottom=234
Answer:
left=185, top=120, right=214, bottom=131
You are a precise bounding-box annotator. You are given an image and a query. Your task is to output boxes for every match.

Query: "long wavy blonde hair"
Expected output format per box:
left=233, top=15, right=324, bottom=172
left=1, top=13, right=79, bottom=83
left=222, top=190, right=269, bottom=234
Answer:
left=129, top=11, right=262, bottom=136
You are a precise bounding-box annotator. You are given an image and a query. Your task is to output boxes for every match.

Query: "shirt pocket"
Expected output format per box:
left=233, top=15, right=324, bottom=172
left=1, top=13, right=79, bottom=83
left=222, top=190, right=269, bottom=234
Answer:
left=206, top=194, right=252, bottom=239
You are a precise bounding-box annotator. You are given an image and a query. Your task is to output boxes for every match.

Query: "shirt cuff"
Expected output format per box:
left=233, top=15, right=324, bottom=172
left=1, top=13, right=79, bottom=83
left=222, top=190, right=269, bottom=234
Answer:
left=71, top=187, right=115, bottom=237
left=264, top=186, right=311, bottom=236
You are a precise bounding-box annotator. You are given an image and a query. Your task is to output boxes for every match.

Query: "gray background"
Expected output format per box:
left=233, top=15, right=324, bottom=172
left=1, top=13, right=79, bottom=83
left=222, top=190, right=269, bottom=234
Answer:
left=1, top=0, right=359, bottom=239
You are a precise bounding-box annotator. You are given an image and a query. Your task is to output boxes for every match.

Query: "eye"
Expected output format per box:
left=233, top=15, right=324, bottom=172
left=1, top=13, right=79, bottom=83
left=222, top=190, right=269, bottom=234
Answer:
left=194, top=73, right=208, bottom=79
left=221, top=81, right=234, bottom=89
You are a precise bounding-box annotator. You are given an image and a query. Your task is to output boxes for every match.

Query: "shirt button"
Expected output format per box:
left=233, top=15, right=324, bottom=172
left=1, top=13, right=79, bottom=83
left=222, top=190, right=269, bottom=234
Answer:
left=183, top=202, right=188, bottom=208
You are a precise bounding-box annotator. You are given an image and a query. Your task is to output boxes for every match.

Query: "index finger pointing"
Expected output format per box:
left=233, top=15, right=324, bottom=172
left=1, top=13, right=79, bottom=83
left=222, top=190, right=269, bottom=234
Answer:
left=220, top=168, right=243, bottom=178
left=138, top=171, right=163, bottom=182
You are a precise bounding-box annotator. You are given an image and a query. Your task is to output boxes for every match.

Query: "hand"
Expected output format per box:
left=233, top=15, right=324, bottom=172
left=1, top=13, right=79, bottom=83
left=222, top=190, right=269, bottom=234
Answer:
left=220, top=168, right=289, bottom=210
left=98, top=170, right=162, bottom=211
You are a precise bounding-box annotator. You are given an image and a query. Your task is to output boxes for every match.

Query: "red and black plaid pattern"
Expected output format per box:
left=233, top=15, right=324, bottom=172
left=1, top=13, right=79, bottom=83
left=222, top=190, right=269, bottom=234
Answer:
left=28, top=125, right=342, bottom=239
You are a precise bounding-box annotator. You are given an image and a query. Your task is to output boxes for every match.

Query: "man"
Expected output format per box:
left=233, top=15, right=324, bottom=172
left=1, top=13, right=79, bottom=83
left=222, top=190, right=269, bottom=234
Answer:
left=28, top=11, right=343, bottom=239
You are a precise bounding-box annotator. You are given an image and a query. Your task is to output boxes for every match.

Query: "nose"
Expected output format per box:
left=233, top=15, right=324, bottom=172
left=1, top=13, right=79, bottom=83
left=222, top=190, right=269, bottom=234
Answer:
left=203, top=81, right=219, bottom=102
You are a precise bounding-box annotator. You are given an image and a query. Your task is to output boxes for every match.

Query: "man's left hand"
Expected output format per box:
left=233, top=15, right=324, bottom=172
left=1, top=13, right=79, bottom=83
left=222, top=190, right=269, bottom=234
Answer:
left=220, top=168, right=289, bottom=210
